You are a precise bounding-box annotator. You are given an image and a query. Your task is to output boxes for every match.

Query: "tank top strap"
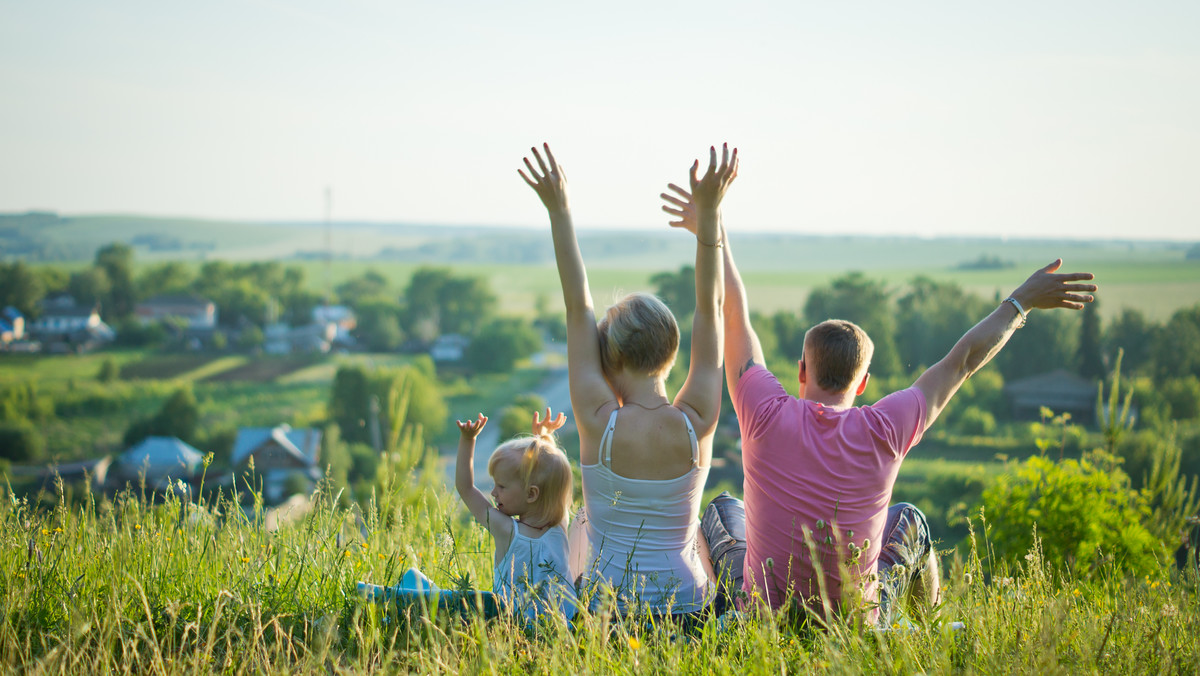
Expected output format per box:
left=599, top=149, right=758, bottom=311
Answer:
left=678, top=408, right=700, bottom=467
left=598, top=408, right=620, bottom=468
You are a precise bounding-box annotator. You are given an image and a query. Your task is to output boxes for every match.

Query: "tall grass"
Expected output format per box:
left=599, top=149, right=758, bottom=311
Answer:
left=3, top=461, right=1197, bottom=674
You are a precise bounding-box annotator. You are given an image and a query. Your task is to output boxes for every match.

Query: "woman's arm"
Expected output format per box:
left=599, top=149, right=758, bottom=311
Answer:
left=670, top=145, right=738, bottom=435
left=519, top=145, right=614, bottom=439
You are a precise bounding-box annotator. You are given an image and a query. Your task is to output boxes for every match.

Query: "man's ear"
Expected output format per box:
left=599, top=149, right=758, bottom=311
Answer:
left=798, top=359, right=807, bottom=384
left=855, top=372, right=871, bottom=396
left=526, top=484, right=540, bottom=504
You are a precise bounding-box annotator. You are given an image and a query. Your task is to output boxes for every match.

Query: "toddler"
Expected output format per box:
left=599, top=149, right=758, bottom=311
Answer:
left=456, top=408, right=578, bottom=623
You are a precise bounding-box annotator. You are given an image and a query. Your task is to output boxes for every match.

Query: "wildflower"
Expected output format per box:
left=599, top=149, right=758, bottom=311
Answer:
left=964, top=573, right=973, bottom=586
left=1150, top=581, right=1159, bottom=589
left=53, top=527, right=62, bottom=533
left=1162, top=603, right=1178, bottom=618
left=628, top=636, right=640, bottom=651
left=1072, top=589, right=1081, bottom=597
left=378, top=554, right=385, bottom=560
left=41, top=529, right=49, bottom=536
left=361, top=542, right=369, bottom=550
left=134, top=524, right=142, bottom=531
left=815, top=519, right=826, bottom=530
left=241, top=557, right=250, bottom=563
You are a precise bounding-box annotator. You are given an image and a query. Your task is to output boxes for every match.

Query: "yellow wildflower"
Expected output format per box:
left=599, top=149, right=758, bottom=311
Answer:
left=134, top=524, right=142, bottom=531
left=628, top=636, right=640, bottom=651
left=241, top=557, right=250, bottom=563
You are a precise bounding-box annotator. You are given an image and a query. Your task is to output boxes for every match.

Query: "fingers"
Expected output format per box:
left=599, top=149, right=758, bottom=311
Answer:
left=1040, top=258, right=1063, bottom=274
left=730, top=147, right=740, bottom=180
left=706, top=145, right=717, bottom=178
left=532, top=146, right=550, bottom=176
left=666, top=183, right=692, bottom=199
left=518, top=169, right=537, bottom=189
left=523, top=157, right=540, bottom=182
left=543, top=143, right=558, bottom=174
left=689, top=159, right=700, bottom=187
left=660, top=192, right=689, bottom=209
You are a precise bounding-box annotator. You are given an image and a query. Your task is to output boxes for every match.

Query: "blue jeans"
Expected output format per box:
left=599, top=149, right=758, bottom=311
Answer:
left=700, top=495, right=932, bottom=619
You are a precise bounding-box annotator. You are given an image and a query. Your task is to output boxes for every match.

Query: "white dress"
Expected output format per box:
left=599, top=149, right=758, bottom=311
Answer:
left=493, top=516, right=578, bottom=622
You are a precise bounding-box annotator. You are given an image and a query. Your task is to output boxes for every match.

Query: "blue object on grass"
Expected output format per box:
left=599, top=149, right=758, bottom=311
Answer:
left=357, top=567, right=504, bottom=618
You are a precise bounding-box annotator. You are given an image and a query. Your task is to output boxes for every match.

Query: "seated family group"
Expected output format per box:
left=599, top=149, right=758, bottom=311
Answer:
left=444, top=143, right=1098, bottom=627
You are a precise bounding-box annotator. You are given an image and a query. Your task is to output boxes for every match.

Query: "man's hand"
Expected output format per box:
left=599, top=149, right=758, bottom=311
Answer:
left=532, top=407, right=566, bottom=437
left=457, top=413, right=488, bottom=439
left=519, top=143, right=569, bottom=214
left=661, top=183, right=699, bottom=235
left=690, top=143, right=738, bottom=211
left=1008, top=259, right=1097, bottom=311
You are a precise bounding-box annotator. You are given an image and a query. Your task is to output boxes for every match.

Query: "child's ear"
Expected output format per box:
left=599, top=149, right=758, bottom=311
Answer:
left=526, top=484, right=540, bottom=504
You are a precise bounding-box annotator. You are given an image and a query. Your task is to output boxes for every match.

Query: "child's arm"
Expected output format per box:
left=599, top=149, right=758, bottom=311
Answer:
left=531, top=407, right=566, bottom=438
left=519, top=145, right=614, bottom=447
left=454, top=415, right=514, bottom=546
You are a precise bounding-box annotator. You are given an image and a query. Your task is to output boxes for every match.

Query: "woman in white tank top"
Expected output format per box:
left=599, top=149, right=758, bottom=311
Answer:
left=519, top=143, right=738, bottom=617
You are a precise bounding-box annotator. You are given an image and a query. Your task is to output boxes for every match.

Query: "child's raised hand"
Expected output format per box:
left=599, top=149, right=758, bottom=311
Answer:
left=518, top=143, right=570, bottom=214
left=457, top=414, right=488, bottom=439
left=531, top=407, right=566, bottom=437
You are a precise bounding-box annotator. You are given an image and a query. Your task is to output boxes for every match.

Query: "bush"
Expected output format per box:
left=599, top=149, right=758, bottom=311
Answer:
left=955, top=406, right=997, bottom=436
left=0, top=419, right=44, bottom=463
left=465, top=318, right=541, bottom=374
left=980, top=451, right=1164, bottom=579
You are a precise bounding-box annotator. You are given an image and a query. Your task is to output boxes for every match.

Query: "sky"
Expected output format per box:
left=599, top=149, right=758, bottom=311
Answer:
left=1, top=1, right=1197, bottom=240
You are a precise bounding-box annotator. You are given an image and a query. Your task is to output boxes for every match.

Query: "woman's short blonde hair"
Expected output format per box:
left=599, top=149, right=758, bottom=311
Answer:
left=596, top=292, right=680, bottom=378
left=488, top=435, right=573, bottom=528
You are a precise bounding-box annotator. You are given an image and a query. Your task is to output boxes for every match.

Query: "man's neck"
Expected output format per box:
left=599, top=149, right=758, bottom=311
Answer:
left=800, top=386, right=857, bottom=409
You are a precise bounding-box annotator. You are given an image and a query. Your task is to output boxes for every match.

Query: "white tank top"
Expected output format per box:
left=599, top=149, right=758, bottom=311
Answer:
left=579, top=407, right=712, bottom=613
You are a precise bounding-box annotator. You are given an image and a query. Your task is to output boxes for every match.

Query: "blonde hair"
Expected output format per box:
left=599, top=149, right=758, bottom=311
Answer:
left=487, top=434, right=573, bottom=528
left=803, top=319, right=874, bottom=393
left=596, top=292, right=679, bottom=378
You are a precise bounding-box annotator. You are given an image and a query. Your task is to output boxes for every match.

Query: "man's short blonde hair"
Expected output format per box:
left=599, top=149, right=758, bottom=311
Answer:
left=488, top=436, right=573, bottom=528
left=596, top=292, right=679, bottom=378
left=803, top=319, right=874, bottom=393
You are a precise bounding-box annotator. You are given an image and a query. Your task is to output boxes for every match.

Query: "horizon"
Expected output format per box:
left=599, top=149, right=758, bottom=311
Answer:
left=1, top=2, right=1198, bottom=242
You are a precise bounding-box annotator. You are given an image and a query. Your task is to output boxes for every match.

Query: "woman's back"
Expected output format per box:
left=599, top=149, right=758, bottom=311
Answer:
left=580, top=407, right=711, bottom=613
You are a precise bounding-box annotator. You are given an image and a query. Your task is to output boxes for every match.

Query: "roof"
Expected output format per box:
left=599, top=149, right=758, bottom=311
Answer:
left=2, top=307, right=21, bottom=320
left=119, top=437, right=205, bottom=478
left=231, top=424, right=322, bottom=468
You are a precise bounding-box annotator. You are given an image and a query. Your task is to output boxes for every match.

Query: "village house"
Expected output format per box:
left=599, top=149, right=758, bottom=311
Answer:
left=0, top=307, right=24, bottom=346
left=28, top=294, right=115, bottom=352
left=110, top=436, right=206, bottom=490
left=1004, top=369, right=1100, bottom=425
left=230, top=424, right=323, bottom=504
left=135, top=294, right=218, bottom=330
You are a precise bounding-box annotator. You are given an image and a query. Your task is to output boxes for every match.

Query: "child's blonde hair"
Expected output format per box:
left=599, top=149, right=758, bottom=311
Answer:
left=596, top=292, right=680, bottom=378
left=488, top=434, right=573, bottom=528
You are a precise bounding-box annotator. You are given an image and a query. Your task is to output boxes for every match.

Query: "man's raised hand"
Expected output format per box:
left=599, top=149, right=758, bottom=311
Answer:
left=519, top=143, right=570, bottom=214
left=1009, top=260, right=1098, bottom=312
left=660, top=183, right=698, bottom=235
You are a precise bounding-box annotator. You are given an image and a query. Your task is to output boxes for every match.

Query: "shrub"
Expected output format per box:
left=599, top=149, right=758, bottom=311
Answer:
left=0, top=420, right=44, bottom=463
left=980, top=451, right=1164, bottom=579
left=955, top=406, right=997, bottom=436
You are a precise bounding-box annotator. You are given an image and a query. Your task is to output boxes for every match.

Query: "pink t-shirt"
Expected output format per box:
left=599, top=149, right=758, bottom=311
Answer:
left=733, top=365, right=925, bottom=619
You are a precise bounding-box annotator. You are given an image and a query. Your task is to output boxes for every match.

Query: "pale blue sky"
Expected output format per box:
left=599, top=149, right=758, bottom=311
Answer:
left=1, top=1, right=1197, bottom=239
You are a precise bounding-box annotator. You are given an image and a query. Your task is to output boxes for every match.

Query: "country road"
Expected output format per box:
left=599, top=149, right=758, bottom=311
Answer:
left=439, top=350, right=573, bottom=491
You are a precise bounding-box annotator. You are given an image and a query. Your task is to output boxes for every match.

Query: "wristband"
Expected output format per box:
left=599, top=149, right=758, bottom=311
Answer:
left=1003, top=297, right=1028, bottom=328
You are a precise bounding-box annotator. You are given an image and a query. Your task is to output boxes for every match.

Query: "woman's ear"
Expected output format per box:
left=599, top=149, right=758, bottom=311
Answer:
left=526, top=484, right=541, bottom=504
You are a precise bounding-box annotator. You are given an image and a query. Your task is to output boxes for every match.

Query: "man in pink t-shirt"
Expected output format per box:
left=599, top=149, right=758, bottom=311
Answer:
left=661, top=183, right=1098, bottom=624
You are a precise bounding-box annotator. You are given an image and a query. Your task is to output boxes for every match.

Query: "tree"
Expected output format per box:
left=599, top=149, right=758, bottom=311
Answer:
left=123, top=385, right=200, bottom=447
left=95, top=242, right=136, bottom=320
left=0, top=261, right=45, bottom=318
left=336, top=270, right=391, bottom=307
left=0, top=419, right=43, bottom=462
left=651, top=265, right=696, bottom=319
left=1151, top=304, right=1200, bottom=381
left=67, top=267, right=111, bottom=309
left=1104, top=309, right=1155, bottom=376
left=329, top=366, right=372, bottom=445
left=804, top=272, right=901, bottom=377
left=136, top=262, right=194, bottom=298
left=499, top=393, right=548, bottom=440
left=355, top=300, right=405, bottom=352
left=402, top=267, right=497, bottom=339
left=465, top=318, right=542, bottom=374
left=1076, top=300, right=1105, bottom=380
left=994, top=308, right=1079, bottom=382
left=894, top=277, right=991, bottom=374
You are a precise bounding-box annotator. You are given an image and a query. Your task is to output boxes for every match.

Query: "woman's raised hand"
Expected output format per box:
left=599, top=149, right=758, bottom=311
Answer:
left=532, top=407, right=567, bottom=437
left=689, top=143, right=738, bottom=211
left=519, top=143, right=570, bottom=214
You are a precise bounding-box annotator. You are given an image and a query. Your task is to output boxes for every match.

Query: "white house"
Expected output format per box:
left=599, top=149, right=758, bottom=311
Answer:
left=135, top=294, right=218, bottom=329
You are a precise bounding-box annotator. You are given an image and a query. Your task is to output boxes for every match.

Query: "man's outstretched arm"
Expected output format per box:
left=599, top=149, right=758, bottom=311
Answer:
left=661, top=184, right=765, bottom=399
left=913, top=259, right=1097, bottom=432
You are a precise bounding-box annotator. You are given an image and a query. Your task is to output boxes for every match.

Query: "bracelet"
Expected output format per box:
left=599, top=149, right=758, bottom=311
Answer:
left=1003, top=297, right=1028, bottom=328
left=697, top=235, right=724, bottom=248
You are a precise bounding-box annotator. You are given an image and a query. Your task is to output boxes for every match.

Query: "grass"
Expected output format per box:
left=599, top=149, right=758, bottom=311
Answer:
left=3, top=460, right=1196, bottom=674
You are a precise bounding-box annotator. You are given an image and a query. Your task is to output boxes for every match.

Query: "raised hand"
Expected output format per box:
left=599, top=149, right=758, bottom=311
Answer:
left=1009, top=260, right=1098, bottom=311
left=689, top=143, right=738, bottom=211
left=660, top=183, right=698, bottom=235
left=457, top=413, right=488, bottom=439
left=519, top=143, right=569, bottom=214
left=532, top=407, right=566, bottom=437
